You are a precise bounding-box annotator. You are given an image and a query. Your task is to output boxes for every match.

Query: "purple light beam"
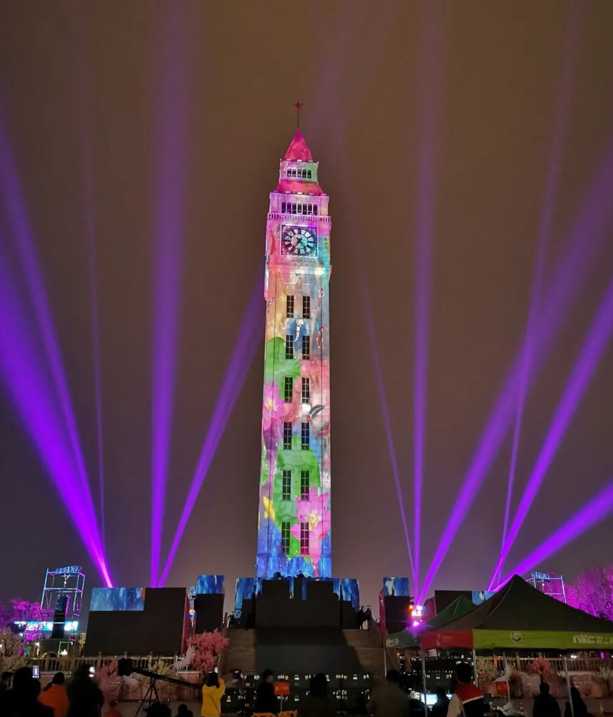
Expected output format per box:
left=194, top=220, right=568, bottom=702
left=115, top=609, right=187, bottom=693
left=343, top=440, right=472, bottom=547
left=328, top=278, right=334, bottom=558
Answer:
left=499, top=5, right=582, bottom=583
left=492, top=481, right=613, bottom=592
left=158, top=276, right=265, bottom=586
left=489, top=273, right=613, bottom=588
left=363, top=284, right=416, bottom=584
left=74, top=36, right=107, bottom=546
left=0, top=112, right=109, bottom=581
left=418, top=142, right=613, bottom=604
left=0, top=113, right=95, bottom=516
left=150, top=6, right=190, bottom=586
left=412, top=0, right=445, bottom=592
left=0, top=255, right=112, bottom=586
left=87, top=192, right=105, bottom=543
left=73, top=72, right=107, bottom=544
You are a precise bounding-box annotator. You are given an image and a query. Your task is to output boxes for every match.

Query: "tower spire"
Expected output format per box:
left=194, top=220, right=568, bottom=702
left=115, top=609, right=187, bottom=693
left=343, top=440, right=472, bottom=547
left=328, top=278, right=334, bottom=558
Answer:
left=294, top=100, right=303, bottom=129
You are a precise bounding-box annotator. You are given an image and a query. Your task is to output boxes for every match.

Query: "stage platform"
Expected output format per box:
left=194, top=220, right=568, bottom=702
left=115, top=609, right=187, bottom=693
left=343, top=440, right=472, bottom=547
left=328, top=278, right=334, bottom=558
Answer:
left=221, top=626, right=384, bottom=676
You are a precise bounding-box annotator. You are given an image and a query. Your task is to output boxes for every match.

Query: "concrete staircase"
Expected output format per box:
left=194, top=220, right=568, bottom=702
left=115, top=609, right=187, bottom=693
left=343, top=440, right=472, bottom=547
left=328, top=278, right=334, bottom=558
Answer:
left=343, top=628, right=385, bottom=677
left=221, top=627, right=385, bottom=677
left=221, top=629, right=257, bottom=674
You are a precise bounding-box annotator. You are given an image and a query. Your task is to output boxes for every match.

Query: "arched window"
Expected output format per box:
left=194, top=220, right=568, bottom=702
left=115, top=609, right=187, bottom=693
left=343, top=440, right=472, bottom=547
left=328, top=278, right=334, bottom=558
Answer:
left=283, top=422, right=292, bottom=450
left=301, top=422, right=310, bottom=450
left=284, top=376, right=293, bottom=403
left=300, top=522, right=309, bottom=554
left=282, top=471, right=291, bottom=501
left=300, top=470, right=310, bottom=500
left=282, top=521, right=291, bottom=552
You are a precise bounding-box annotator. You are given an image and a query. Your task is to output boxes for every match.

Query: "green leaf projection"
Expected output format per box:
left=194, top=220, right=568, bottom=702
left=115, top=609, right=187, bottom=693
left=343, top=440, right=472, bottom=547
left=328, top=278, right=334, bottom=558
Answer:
left=264, top=337, right=300, bottom=382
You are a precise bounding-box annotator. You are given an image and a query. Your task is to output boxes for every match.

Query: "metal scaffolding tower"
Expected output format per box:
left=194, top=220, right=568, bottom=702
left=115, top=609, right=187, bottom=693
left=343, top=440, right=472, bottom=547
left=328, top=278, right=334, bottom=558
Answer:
left=40, top=565, right=86, bottom=620
left=527, top=570, right=567, bottom=603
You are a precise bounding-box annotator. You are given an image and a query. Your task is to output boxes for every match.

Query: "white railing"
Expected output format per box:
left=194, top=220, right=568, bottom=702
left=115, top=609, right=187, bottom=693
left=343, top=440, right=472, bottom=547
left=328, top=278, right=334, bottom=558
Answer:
left=29, top=655, right=185, bottom=675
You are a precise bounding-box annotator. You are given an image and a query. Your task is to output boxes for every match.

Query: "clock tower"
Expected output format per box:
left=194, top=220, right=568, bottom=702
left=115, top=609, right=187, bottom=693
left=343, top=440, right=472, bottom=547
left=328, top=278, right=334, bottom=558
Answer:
left=256, top=127, right=332, bottom=578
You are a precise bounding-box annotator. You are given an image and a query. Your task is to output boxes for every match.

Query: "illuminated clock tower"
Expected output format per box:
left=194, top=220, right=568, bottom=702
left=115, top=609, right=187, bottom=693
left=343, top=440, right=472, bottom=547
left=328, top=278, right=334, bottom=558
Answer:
left=256, top=125, right=332, bottom=578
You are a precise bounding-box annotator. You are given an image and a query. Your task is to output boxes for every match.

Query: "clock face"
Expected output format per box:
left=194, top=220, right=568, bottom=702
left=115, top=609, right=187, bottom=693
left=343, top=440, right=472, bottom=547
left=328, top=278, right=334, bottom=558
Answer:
left=281, top=226, right=318, bottom=257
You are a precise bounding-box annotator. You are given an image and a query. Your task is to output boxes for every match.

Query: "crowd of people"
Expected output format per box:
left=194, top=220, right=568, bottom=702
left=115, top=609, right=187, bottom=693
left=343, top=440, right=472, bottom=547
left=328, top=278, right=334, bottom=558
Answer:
left=0, top=662, right=593, bottom=717
left=196, top=664, right=480, bottom=717
left=0, top=665, right=106, bottom=717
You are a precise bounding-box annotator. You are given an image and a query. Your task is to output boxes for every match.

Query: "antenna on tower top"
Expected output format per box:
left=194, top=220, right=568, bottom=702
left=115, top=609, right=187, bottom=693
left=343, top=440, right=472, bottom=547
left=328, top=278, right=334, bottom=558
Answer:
left=294, top=100, right=303, bottom=129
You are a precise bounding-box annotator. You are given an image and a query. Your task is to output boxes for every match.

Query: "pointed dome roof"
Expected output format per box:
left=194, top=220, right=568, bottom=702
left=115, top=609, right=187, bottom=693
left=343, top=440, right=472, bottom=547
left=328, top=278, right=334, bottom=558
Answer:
left=283, top=129, right=313, bottom=161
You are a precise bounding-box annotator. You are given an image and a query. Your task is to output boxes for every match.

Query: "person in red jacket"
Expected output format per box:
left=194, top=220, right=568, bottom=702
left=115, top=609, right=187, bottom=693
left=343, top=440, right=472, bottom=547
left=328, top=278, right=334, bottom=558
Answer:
left=447, top=663, right=485, bottom=717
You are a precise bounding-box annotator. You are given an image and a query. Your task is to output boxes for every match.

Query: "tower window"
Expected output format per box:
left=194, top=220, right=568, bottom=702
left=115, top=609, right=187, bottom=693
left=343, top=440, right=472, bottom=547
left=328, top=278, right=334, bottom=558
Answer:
left=300, top=470, right=310, bottom=500
left=297, top=204, right=302, bottom=214
left=302, top=335, right=310, bottom=360
left=300, top=522, right=309, bottom=555
left=301, top=422, right=310, bottom=450
left=284, top=376, right=293, bottom=403
left=283, top=422, right=292, bottom=450
left=282, top=470, right=291, bottom=501
left=292, top=203, right=296, bottom=213
left=307, top=170, right=312, bottom=178
left=286, top=295, right=294, bottom=318
left=285, top=335, right=294, bottom=359
left=313, top=205, right=318, bottom=215
left=282, top=521, right=291, bottom=553
left=301, top=377, right=310, bottom=404
left=281, top=202, right=286, bottom=213
left=307, top=204, right=313, bottom=215
left=303, top=295, right=311, bottom=319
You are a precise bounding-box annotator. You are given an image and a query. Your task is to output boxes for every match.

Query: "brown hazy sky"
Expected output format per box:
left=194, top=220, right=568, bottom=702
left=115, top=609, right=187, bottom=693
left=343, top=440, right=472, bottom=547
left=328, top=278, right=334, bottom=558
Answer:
left=1, top=1, right=612, bottom=610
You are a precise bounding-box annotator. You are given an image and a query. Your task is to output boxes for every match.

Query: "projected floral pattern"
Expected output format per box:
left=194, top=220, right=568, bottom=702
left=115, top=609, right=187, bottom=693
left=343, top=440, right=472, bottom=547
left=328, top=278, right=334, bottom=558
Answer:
left=256, top=131, right=332, bottom=578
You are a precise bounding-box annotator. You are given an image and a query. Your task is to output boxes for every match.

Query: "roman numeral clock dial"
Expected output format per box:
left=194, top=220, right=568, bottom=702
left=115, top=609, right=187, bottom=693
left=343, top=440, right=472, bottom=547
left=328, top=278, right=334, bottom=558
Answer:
left=281, top=226, right=318, bottom=256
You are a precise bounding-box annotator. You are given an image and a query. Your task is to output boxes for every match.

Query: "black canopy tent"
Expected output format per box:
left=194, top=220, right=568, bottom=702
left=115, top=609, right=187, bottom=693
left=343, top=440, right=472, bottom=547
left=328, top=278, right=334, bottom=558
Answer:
left=420, top=576, right=613, bottom=650
left=386, top=594, right=476, bottom=649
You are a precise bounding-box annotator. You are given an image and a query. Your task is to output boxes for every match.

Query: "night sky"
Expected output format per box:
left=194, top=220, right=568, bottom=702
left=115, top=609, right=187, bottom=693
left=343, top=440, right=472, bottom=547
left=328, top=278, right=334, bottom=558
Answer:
left=1, top=1, right=612, bottom=612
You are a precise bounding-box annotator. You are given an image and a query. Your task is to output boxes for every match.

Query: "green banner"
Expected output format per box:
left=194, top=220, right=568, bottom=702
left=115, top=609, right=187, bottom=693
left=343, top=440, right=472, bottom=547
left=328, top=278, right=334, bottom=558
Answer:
left=474, top=629, right=613, bottom=650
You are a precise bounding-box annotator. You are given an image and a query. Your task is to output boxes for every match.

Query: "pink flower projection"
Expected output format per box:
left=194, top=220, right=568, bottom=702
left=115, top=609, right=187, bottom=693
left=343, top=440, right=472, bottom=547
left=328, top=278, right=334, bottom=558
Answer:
left=262, top=382, right=285, bottom=450
left=290, top=489, right=331, bottom=571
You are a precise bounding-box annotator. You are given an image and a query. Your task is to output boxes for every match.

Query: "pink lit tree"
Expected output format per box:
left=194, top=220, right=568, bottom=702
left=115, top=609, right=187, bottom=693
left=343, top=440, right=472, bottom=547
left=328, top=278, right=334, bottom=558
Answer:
left=0, top=599, right=53, bottom=645
left=8, top=599, right=52, bottom=623
left=566, top=567, right=613, bottom=620
left=0, top=629, right=26, bottom=673
left=186, top=631, right=229, bottom=675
